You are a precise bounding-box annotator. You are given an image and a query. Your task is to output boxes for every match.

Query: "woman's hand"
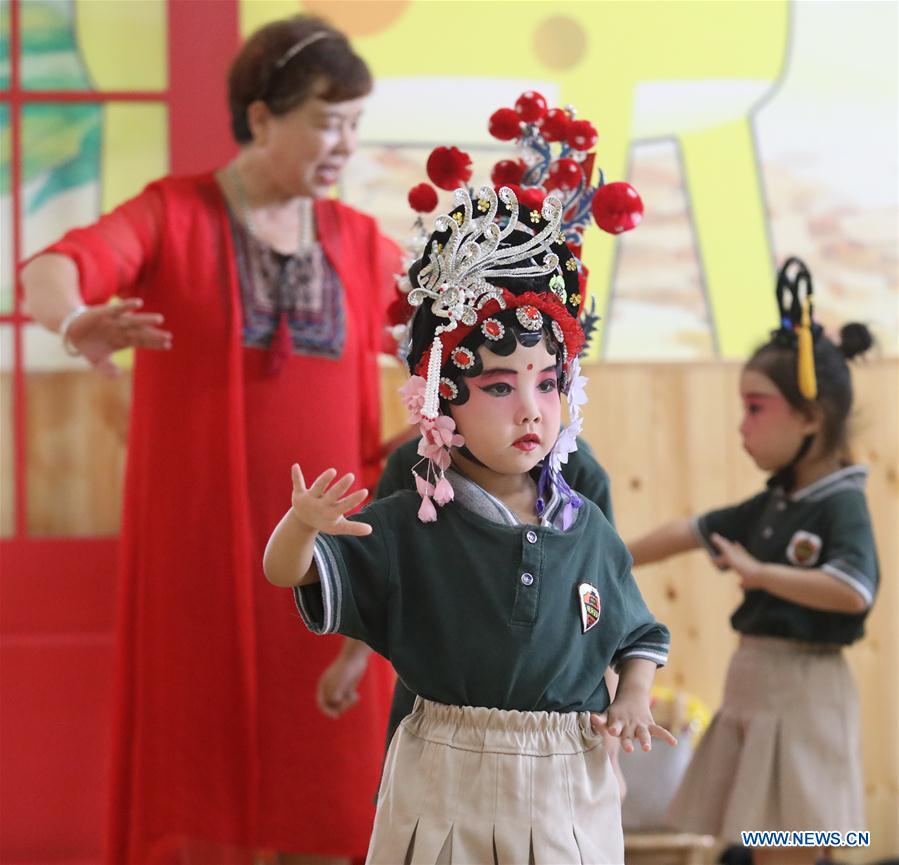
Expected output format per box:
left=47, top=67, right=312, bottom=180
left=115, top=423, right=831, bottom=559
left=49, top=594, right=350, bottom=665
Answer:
left=66, top=298, right=172, bottom=375
left=711, top=532, right=766, bottom=590
left=591, top=695, right=677, bottom=754
left=290, top=464, right=371, bottom=536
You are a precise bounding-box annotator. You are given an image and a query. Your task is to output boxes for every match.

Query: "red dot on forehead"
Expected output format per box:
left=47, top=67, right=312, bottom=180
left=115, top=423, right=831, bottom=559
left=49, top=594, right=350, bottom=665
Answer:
left=527, top=363, right=533, bottom=370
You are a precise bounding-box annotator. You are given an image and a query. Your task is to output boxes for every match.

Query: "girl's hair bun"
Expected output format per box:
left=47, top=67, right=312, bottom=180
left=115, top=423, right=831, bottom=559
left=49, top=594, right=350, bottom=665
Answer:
left=839, top=322, right=873, bottom=361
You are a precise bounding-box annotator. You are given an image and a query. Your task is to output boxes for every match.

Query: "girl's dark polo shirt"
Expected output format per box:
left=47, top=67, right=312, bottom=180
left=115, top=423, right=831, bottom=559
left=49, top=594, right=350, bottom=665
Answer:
left=295, top=490, right=669, bottom=714
left=691, top=465, right=878, bottom=645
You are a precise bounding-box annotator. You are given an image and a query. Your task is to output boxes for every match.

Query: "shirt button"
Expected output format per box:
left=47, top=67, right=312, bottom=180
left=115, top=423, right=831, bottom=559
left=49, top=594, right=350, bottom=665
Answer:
left=777, top=501, right=787, bottom=511
left=762, top=527, right=773, bottom=538
left=526, top=530, right=538, bottom=544
left=520, top=572, right=534, bottom=586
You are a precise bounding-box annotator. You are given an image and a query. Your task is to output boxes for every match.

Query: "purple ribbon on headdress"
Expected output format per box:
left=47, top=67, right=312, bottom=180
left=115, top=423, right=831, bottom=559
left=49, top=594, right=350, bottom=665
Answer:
left=536, top=459, right=583, bottom=530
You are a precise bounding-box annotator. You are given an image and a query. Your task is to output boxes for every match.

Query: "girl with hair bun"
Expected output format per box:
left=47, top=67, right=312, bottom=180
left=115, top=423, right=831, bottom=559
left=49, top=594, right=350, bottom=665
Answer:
left=627, top=258, right=878, bottom=865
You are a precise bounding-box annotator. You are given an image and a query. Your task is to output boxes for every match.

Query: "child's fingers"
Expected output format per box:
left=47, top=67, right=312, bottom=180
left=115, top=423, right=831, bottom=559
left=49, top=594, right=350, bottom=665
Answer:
left=590, top=713, right=608, bottom=734
left=324, top=472, right=356, bottom=503
left=635, top=724, right=652, bottom=752
left=334, top=518, right=373, bottom=537
left=308, top=467, right=338, bottom=497
left=291, top=463, right=306, bottom=492
left=620, top=735, right=635, bottom=754
left=650, top=723, right=678, bottom=747
left=334, top=488, right=368, bottom=513
left=711, top=532, right=734, bottom=554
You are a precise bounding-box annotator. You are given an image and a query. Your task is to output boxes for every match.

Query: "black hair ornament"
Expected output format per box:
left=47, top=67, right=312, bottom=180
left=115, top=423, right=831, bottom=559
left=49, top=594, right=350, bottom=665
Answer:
left=773, top=257, right=823, bottom=400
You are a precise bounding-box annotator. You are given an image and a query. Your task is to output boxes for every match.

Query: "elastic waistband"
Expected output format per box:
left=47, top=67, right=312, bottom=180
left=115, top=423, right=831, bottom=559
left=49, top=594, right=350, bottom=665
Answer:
left=403, top=698, right=599, bottom=757
left=739, top=634, right=843, bottom=655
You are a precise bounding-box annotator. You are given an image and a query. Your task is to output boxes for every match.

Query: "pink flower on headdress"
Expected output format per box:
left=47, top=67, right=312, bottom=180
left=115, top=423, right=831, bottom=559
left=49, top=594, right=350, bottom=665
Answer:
left=399, top=375, right=427, bottom=424
left=429, top=415, right=464, bottom=448
left=418, top=495, right=438, bottom=523
left=414, top=474, right=436, bottom=498
left=433, top=476, right=454, bottom=506
left=418, top=416, right=463, bottom=472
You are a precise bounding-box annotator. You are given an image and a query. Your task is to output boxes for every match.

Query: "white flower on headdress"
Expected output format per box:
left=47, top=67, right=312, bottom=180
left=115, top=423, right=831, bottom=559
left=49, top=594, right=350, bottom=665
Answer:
left=549, top=357, right=588, bottom=475
left=567, top=357, right=589, bottom=413
left=549, top=416, right=582, bottom=475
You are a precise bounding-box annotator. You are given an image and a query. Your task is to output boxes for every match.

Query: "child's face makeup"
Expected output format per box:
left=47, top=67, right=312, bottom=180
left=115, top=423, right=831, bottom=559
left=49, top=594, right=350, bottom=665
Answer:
left=738, top=369, right=818, bottom=472
left=450, top=338, right=562, bottom=475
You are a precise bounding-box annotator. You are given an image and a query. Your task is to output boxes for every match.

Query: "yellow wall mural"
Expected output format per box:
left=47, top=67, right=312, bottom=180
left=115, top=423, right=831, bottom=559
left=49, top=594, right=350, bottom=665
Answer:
left=6, top=0, right=896, bottom=366
left=236, top=0, right=896, bottom=361
left=74, top=0, right=167, bottom=213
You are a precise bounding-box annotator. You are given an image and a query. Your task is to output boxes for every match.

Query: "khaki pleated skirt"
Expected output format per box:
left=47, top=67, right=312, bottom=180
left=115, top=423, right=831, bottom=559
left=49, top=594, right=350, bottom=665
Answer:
left=367, top=698, right=623, bottom=865
left=668, top=636, right=865, bottom=842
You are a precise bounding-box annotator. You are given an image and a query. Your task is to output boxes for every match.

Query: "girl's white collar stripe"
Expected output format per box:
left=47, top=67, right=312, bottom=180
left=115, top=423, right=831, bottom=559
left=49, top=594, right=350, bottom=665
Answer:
left=790, top=465, right=868, bottom=502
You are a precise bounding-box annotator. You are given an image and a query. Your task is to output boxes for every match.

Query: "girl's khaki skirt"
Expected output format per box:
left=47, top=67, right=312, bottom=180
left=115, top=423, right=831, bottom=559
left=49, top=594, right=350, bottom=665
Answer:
left=668, top=635, right=865, bottom=842
left=367, top=697, right=623, bottom=865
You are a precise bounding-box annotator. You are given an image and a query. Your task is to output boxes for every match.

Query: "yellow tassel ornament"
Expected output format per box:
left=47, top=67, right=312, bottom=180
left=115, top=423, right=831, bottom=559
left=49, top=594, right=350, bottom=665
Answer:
left=797, top=297, right=817, bottom=400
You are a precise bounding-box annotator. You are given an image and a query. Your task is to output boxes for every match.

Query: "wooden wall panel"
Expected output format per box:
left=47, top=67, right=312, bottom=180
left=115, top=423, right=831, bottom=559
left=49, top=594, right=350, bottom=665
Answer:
left=22, top=371, right=130, bottom=536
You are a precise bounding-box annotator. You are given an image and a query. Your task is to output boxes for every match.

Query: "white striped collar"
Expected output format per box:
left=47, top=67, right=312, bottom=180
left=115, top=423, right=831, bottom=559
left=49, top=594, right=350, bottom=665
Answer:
left=447, top=467, right=566, bottom=529
left=790, top=465, right=869, bottom=503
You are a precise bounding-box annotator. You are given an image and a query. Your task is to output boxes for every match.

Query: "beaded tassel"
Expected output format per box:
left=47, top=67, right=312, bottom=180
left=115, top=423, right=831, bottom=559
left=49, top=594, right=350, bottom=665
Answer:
left=422, top=333, right=444, bottom=420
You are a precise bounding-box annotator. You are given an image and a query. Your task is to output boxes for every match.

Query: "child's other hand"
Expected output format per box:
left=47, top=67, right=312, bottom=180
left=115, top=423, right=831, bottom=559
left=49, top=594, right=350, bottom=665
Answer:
left=316, top=650, right=369, bottom=718
left=711, top=532, right=765, bottom=589
left=290, top=464, right=372, bottom=537
left=591, top=697, right=677, bottom=754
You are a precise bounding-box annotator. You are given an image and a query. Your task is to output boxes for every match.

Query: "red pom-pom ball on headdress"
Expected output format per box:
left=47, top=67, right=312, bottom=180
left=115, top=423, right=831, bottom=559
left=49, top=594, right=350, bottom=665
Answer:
left=515, top=91, right=548, bottom=123
left=426, top=146, right=473, bottom=191
left=488, top=108, right=521, bottom=141
left=541, top=108, right=571, bottom=142
left=491, top=159, right=527, bottom=186
left=408, top=183, right=439, bottom=213
left=545, top=158, right=583, bottom=192
left=567, top=119, right=598, bottom=151
left=591, top=182, right=644, bottom=234
left=518, top=186, right=548, bottom=212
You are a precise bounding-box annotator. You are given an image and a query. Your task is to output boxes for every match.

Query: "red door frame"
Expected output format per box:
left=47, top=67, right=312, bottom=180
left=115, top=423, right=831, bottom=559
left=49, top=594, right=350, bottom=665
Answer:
left=0, top=2, right=238, bottom=861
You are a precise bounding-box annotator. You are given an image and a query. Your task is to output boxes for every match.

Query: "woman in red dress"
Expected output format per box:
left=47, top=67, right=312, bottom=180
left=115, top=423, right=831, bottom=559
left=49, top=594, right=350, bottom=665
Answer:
left=21, top=16, right=398, bottom=865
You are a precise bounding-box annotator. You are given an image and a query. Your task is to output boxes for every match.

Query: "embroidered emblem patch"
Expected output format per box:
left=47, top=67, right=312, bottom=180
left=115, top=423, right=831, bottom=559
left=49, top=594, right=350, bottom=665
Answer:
left=578, top=582, right=601, bottom=633
left=786, top=530, right=823, bottom=567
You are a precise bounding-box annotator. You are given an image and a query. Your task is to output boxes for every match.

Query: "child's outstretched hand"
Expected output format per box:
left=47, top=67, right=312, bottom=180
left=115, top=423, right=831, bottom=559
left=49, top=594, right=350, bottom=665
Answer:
left=591, top=697, right=677, bottom=754
left=290, top=464, right=372, bottom=537
left=711, top=532, right=765, bottom=590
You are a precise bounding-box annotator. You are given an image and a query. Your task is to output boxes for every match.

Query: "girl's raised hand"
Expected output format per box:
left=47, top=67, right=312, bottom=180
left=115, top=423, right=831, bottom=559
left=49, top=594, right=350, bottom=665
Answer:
left=290, top=464, right=372, bottom=537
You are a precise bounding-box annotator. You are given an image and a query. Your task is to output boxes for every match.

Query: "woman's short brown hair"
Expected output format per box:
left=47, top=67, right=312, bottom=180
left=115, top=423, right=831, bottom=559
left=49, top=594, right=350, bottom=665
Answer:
left=228, top=15, right=372, bottom=143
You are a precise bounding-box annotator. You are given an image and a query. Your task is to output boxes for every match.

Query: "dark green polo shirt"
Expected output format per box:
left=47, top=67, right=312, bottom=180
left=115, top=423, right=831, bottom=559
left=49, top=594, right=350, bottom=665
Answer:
left=295, top=490, right=668, bottom=714
left=692, top=465, right=878, bottom=645
left=376, top=436, right=617, bottom=747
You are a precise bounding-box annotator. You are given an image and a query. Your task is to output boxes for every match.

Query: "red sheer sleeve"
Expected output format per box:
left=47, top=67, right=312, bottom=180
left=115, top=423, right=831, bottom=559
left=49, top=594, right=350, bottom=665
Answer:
left=38, top=181, right=166, bottom=304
